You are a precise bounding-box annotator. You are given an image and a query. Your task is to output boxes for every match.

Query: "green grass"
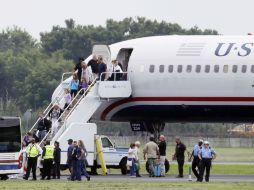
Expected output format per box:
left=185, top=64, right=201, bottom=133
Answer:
left=105, top=164, right=254, bottom=175
left=0, top=181, right=254, bottom=190
left=164, top=146, right=254, bottom=162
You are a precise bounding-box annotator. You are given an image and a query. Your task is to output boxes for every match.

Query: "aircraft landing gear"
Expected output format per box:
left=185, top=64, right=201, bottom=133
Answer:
left=149, top=122, right=165, bottom=143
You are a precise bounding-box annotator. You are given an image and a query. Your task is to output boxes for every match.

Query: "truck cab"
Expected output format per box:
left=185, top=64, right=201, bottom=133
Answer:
left=97, top=136, right=128, bottom=174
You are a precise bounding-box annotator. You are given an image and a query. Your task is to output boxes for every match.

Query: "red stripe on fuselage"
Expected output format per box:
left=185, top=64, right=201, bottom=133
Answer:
left=100, top=97, right=254, bottom=120
left=0, top=160, right=19, bottom=163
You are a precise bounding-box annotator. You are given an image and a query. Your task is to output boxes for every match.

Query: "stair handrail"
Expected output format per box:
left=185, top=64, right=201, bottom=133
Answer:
left=50, top=78, right=98, bottom=142
left=63, top=78, right=98, bottom=123
left=39, top=130, right=51, bottom=146
left=28, top=85, right=66, bottom=133
left=99, top=71, right=129, bottom=81
left=62, top=72, right=73, bottom=82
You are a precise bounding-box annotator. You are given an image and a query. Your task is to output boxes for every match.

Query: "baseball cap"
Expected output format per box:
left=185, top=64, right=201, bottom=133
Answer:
left=204, top=141, right=209, bottom=145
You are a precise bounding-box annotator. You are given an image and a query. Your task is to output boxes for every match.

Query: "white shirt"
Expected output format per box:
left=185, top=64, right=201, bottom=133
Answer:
left=109, top=64, right=123, bottom=78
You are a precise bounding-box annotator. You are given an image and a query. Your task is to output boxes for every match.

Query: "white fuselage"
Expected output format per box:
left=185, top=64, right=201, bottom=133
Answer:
left=91, top=35, right=254, bottom=123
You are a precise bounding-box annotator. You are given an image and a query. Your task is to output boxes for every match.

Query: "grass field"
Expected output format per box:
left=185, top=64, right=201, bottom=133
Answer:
left=1, top=181, right=254, bottom=190
left=164, top=146, right=254, bottom=162
left=105, top=164, right=254, bottom=175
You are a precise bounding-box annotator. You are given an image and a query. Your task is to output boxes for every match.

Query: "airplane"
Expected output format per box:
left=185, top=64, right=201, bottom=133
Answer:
left=91, top=35, right=254, bottom=133
left=34, top=35, right=254, bottom=140
left=26, top=35, right=254, bottom=172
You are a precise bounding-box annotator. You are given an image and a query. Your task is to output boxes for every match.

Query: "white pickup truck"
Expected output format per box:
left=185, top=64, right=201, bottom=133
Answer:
left=58, top=123, right=129, bottom=174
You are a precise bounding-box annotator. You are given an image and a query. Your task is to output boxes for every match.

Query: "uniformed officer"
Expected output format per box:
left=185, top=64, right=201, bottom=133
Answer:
left=41, top=140, right=54, bottom=180
left=189, top=139, right=203, bottom=181
left=198, top=141, right=216, bottom=182
left=173, top=137, right=186, bottom=178
left=23, top=138, right=42, bottom=180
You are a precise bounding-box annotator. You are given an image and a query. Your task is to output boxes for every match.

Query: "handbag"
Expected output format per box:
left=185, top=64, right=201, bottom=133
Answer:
left=127, top=160, right=132, bottom=167
left=135, top=162, right=140, bottom=171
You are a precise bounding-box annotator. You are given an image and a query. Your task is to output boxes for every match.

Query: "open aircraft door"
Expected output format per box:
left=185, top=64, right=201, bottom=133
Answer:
left=93, top=44, right=111, bottom=68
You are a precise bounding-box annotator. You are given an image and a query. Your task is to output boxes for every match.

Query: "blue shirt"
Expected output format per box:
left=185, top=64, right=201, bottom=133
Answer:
left=199, top=147, right=216, bottom=159
left=70, top=80, right=79, bottom=90
left=193, top=144, right=201, bottom=157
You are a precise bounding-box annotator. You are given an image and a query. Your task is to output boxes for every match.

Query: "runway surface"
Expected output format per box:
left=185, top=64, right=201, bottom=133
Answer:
left=55, top=174, right=254, bottom=182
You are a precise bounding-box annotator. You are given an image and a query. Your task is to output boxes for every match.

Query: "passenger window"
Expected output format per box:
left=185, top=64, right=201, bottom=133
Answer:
left=242, top=65, right=247, bottom=73
left=214, top=65, right=219, bottom=73
left=251, top=65, right=254, bottom=73
left=205, top=65, right=210, bottom=73
left=168, top=65, right=173, bottom=73
left=149, top=65, right=155, bottom=73
left=186, top=65, right=192, bottom=73
left=223, top=65, right=228, bottom=73
left=177, top=65, right=183, bottom=73
left=196, top=65, right=201, bottom=73
left=232, top=65, right=237, bottom=73
left=159, top=65, right=164, bottom=73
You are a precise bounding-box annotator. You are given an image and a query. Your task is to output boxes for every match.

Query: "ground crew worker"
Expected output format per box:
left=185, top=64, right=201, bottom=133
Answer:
left=23, top=138, right=42, bottom=180
left=41, top=140, right=54, bottom=180
left=189, top=139, right=203, bottom=181
left=198, top=141, right=216, bottom=182
left=173, top=137, right=186, bottom=178
left=143, top=136, right=160, bottom=177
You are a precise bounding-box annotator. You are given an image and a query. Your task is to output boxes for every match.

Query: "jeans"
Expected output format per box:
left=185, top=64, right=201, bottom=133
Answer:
left=71, top=160, right=81, bottom=180
left=128, top=158, right=135, bottom=176
left=81, top=159, right=90, bottom=178
left=38, top=130, right=46, bottom=142
left=147, top=158, right=155, bottom=177
left=160, top=156, right=166, bottom=176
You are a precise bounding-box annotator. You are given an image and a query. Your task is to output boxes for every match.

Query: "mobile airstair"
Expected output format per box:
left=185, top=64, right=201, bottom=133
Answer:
left=29, top=71, right=132, bottom=146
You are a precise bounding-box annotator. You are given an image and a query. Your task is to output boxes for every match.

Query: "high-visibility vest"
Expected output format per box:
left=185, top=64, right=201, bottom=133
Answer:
left=43, top=145, right=54, bottom=159
left=27, top=144, right=39, bottom=158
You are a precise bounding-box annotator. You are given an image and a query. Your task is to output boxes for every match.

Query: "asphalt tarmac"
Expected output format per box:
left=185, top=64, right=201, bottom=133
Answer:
left=57, top=174, right=254, bottom=182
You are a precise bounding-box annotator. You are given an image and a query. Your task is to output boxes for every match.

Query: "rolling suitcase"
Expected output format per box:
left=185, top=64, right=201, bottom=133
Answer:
left=154, top=159, right=161, bottom=177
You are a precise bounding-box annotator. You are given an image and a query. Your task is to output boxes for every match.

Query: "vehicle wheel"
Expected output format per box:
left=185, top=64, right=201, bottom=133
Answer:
left=165, top=158, right=170, bottom=173
left=120, top=157, right=128, bottom=175
left=145, top=159, right=170, bottom=173
left=0, top=175, right=8, bottom=180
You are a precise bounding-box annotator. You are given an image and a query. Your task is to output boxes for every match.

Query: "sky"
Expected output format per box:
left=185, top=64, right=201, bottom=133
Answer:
left=1, top=0, right=254, bottom=40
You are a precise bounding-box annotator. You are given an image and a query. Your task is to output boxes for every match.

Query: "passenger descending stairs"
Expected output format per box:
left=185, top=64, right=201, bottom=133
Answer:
left=29, top=71, right=132, bottom=146
left=51, top=80, right=101, bottom=143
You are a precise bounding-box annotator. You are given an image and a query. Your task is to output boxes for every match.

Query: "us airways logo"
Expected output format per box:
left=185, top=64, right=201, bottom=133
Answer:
left=215, top=43, right=254, bottom=57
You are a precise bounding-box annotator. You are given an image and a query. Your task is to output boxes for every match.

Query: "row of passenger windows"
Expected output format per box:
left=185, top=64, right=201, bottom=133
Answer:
left=149, top=64, right=254, bottom=74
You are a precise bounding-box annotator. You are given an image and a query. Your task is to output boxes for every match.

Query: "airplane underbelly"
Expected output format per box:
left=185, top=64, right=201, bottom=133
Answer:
left=97, top=98, right=254, bottom=123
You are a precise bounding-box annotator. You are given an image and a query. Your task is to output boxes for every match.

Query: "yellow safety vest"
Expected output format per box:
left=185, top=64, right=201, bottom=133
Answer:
left=43, top=145, right=54, bottom=159
left=27, top=144, right=39, bottom=158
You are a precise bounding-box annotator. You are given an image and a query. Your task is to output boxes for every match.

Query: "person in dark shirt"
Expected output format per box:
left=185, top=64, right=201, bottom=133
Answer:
left=158, top=135, right=167, bottom=177
left=70, top=141, right=82, bottom=181
left=173, top=137, right=186, bottom=178
left=87, top=54, right=98, bottom=80
left=53, top=141, right=61, bottom=179
left=97, top=56, right=107, bottom=81
left=74, top=57, right=84, bottom=81
left=37, top=113, right=51, bottom=142
left=67, top=139, right=73, bottom=174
